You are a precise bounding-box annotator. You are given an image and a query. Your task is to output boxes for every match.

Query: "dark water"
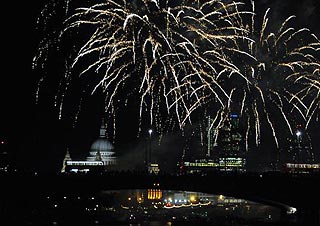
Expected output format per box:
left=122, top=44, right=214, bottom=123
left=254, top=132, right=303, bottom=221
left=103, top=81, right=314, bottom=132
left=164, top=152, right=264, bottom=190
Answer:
left=3, top=189, right=299, bottom=226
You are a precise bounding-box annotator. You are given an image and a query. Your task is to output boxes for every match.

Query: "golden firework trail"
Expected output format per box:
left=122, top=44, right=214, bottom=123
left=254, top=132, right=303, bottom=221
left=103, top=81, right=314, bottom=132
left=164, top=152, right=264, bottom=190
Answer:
left=32, top=0, right=319, bottom=152
left=33, top=0, right=249, bottom=141
left=215, top=1, right=320, bottom=151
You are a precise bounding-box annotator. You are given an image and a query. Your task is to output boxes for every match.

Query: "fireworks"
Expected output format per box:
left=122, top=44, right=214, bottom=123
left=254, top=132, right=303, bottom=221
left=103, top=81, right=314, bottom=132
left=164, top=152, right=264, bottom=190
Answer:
left=33, top=0, right=249, bottom=139
left=201, top=1, right=320, bottom=151
left=33, top=0, right=319, bottom=151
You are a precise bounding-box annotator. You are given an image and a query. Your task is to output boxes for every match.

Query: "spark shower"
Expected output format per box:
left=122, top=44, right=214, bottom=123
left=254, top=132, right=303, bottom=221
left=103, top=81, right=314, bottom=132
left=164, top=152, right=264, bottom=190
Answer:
left=32, top=0, right=320, bottom=151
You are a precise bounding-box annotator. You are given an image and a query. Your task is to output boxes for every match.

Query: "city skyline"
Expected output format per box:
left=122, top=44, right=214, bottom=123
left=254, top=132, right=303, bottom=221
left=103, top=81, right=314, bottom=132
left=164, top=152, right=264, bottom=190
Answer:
left=1, top=0, right=319, bottom=173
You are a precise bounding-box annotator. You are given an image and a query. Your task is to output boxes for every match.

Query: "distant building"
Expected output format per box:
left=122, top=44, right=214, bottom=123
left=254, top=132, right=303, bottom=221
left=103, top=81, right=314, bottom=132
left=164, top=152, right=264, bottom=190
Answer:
left=179, top=113, right=246, bottom=175
left=144, top=129, right=161, bottom=175
left=279, top=124, right=317, bottom=174
left=147, top=188, right=162, bottom=200
left=86, top=119, right=117, bottom=166
left=61, top=118, right=117, bottom=174
left=215, top=113, right=246, bottom=172
left=282, top=163, right=320, bottom=174
left=148, top=163, right=160, bottom=175
left=61, top=148, right=105, bottom=174
left=179, top=158, right=219, bottom=175
left=287, top=125, right=314, bottom=164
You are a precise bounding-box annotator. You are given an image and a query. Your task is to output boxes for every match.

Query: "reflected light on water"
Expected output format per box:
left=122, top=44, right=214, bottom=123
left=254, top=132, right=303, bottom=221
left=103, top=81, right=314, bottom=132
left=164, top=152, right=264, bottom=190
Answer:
left=17, top=189, right=294, bottom=226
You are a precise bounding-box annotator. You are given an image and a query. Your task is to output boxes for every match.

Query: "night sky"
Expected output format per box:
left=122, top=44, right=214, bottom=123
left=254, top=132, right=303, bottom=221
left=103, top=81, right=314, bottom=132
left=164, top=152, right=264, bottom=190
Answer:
left=1, top=0, right=319, bottom=173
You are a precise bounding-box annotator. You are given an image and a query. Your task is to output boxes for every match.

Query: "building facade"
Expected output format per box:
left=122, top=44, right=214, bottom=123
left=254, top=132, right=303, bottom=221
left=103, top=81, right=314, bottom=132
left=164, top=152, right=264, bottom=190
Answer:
left=179, top=113, right=246, bottom=175
left=61, top=119, right=117, bottom=174
left=215, top=113, right=246, bottom=172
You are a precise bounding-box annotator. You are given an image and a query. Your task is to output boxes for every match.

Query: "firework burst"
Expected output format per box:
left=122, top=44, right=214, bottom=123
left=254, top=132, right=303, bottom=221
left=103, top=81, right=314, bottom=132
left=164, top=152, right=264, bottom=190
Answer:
left=33, top=0, right=319, bottom=153
left=33, top=0, right=251, bottom=141
left=205, top=0, right=320, bottom=151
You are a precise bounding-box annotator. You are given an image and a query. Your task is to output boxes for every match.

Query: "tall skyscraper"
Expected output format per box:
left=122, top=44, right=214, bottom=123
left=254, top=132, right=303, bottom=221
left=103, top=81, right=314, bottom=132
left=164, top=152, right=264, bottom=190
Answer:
left=214, top=113, right=246, bottom=172
left=179, top=113, right=246, bottom=175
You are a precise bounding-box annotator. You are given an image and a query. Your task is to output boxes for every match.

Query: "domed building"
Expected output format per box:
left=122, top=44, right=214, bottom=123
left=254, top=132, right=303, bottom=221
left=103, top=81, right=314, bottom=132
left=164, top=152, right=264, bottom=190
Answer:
left=86, top=119, right=117, bottom=166
left=61, top=118, right=117, bottom=174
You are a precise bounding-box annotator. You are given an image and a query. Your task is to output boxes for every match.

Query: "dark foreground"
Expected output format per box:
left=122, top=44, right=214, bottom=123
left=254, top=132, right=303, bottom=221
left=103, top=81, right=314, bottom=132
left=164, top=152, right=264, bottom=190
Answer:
left=1, top=171, right=319, bottom=226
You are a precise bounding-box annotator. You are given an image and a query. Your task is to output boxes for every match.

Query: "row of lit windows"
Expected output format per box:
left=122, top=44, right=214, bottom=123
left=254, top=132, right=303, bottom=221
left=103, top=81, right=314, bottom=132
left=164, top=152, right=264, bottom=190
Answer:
left=89, top=152, right=115, bottom=156
left=66, top=161, right=104, bottom=166
left=218, top=163, right=245, bottom=167
left=285, top=163, right=320, bottom=169
left=219, top=157, right=245, bottom=161
left=184, top=162, right=219, bottom=167
left=147, top=189, right=162, bottom=200
left=184, top=163, right=245, bottom=168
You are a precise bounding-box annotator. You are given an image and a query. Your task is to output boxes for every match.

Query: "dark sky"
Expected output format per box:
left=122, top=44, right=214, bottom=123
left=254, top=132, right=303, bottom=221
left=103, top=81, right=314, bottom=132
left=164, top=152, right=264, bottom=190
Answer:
left=1, top=0, right=319, bottom=173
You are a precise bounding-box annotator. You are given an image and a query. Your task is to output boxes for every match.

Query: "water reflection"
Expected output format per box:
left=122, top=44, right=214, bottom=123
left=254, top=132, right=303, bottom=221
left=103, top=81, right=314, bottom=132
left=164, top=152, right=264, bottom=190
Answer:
left=94, top=189, right=281, bottom=225
left=8, top=188, right=288, bottom=226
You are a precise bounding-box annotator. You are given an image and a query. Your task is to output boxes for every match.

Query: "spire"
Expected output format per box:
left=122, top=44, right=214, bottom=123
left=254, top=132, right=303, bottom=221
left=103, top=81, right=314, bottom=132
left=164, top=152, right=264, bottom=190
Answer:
left=99, top=118, right=106, bottom=138
left=61, top=148, right=72, bottom=173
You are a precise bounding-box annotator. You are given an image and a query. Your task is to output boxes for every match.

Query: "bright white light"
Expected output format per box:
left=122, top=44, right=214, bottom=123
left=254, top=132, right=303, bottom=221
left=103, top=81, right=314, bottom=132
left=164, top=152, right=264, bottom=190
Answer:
left=287, top=207, right=297, bottom=214
left=296, top=131, right=302, bottom=137
left=148, top=129, right=153, bottom=135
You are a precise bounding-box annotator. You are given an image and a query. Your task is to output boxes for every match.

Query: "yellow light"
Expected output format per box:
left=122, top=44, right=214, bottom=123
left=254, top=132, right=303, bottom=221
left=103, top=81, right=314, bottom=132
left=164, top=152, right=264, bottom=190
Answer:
left=190, top=195, right=196, bottom=202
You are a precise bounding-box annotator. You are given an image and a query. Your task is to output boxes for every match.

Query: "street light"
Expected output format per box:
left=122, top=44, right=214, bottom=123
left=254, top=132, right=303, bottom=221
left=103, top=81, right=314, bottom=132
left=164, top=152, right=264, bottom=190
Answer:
left=148, top=129, right=153, bottom=165
left=296, top=130, right=302, bottom=142
left=296, top=130, right=301, bottom=137
left=295, top=130, right=302, bottom=163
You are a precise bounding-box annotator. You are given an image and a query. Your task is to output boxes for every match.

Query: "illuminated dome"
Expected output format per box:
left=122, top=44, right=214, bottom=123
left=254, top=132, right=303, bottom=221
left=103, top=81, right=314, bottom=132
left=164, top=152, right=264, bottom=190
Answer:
left=86, top=119, right=117, bottom=166
left=90, top=138, right=114, bottom=154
